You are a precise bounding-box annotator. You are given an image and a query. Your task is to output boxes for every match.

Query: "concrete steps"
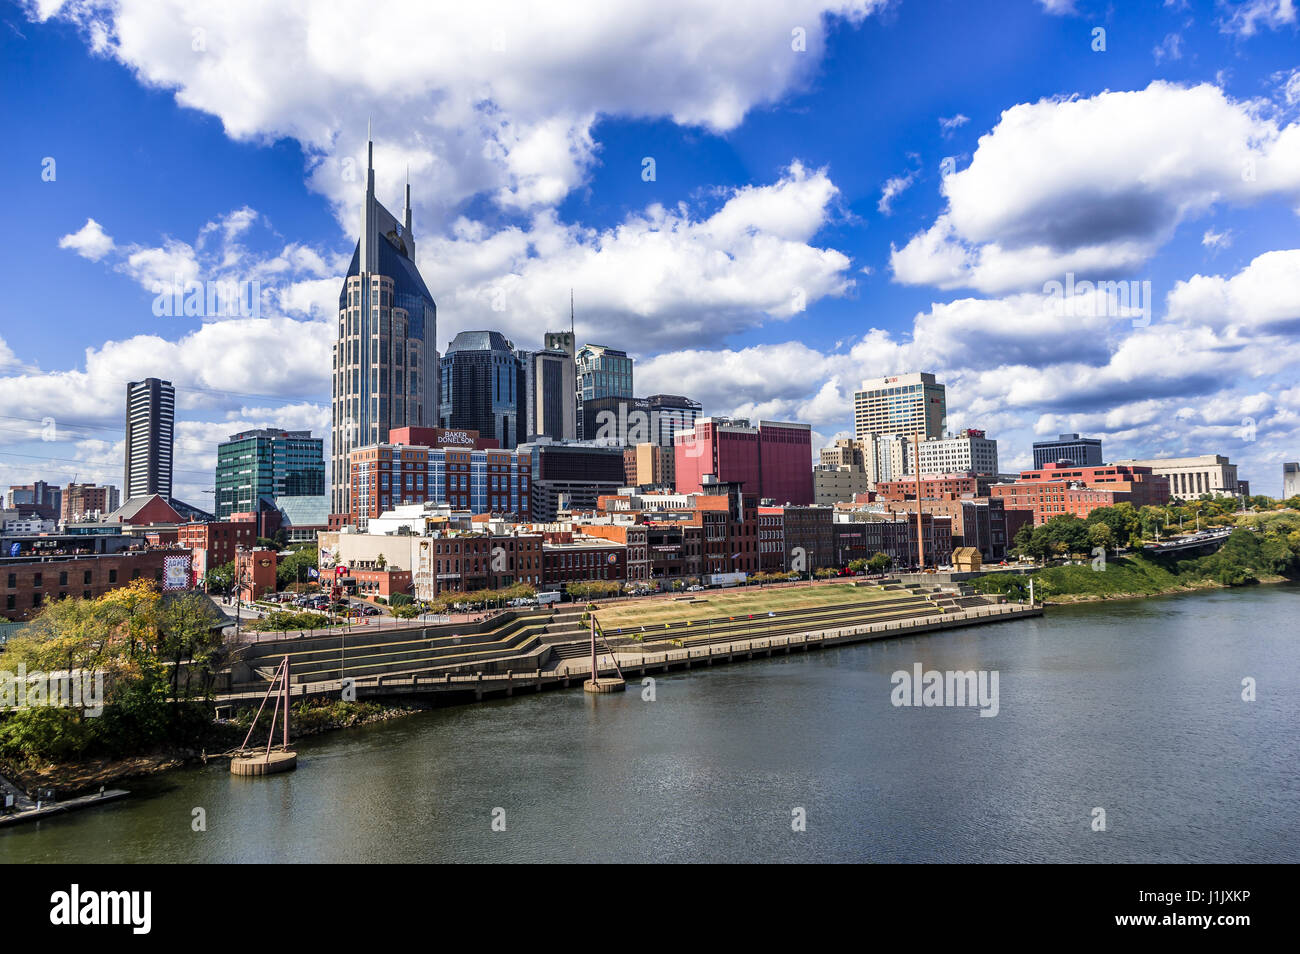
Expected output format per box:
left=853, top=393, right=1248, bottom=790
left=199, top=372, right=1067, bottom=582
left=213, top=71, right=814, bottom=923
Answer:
left=231, top=614, right=555, bottom=689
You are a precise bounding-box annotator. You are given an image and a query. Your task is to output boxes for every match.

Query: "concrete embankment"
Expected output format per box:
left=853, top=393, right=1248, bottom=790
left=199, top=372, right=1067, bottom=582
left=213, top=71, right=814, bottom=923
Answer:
left=215, top=601, right=1042, bottom=708
left=0, top=783, right=129, bottom=828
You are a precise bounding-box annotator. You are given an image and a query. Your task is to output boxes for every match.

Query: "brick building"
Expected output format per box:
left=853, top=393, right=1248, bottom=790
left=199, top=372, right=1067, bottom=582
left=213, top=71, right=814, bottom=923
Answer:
left=875, top=473, right=997, bottom=500
left=234, top=547, right=278, bottom=601
left=2, top=549, right=188, bottom=621
left=61, top=482, right=121, bottom=523
left=347, top=441, right=531, bottom=529
left=832, top=514, right=952, bottom=569
left=990, top=463, right=1169, bottom=525
left=541, top=531, right=627, bottom=589
left=674, top=417, right=813, bottom=506
left=408, top=531, right=543, bottom=599
left=574, top=522, right=651, bottom=583
left=757, top=504, right=835, bottom=571
left=867, top=497, right=1026, bottom=562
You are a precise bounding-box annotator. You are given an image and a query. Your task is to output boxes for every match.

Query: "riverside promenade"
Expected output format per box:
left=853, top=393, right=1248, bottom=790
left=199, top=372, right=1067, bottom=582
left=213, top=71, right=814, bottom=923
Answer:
left=214, top=600, right=1042, bottom=707
left=0, top=780, right=128, bottom=828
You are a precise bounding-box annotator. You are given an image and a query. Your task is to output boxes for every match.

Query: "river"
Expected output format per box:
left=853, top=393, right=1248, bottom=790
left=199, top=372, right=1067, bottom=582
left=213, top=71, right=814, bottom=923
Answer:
left=2, top=584, right=1297, bottom=863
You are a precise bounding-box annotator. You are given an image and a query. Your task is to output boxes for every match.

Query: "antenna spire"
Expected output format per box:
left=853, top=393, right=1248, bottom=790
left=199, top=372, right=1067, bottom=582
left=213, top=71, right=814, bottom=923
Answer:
left=403, top=164, right=412, bottom=233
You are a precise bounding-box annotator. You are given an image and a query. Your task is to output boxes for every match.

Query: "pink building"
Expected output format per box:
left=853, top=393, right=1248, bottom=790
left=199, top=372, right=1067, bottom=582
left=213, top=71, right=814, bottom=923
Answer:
left=674, top=417, right=812, bottom=505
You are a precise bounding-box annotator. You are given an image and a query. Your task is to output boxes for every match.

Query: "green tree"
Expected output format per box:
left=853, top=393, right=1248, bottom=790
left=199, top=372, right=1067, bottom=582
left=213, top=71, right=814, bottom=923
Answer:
left=206, top=560, right=235, bottom=593
left=276, top=546, right=318, bottom=588
left=1087, top=522, right=1115, bottom=555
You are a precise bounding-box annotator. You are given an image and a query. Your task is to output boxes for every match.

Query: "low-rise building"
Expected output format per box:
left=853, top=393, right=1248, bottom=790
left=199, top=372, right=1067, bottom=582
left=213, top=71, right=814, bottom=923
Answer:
left=177, top=520, right=258, bottom=586
left=758, top=504, right=835, bottom=571
left=876, top=473, right=997, bottom=501
left=992, top=462, right=1170, bottom=523
left=864, top=496, right=1026, bottom=562
left=234, top=547, right=278, bottom=602
left=832, top=512, right=952, bottom=569
left=1, top=549, right=190, bottom=621
left=813, top=464, right=870, bottom=506
left=1111, top=454, right=1240, bottom=501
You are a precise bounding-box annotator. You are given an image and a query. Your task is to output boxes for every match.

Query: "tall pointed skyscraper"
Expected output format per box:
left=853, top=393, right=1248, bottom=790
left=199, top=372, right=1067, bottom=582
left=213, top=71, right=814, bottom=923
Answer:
left=330, top=130, right=439, bottom=515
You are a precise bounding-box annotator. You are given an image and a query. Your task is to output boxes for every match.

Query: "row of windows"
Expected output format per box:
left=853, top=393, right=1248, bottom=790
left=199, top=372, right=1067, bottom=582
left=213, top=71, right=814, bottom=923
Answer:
left=6, top=565, right=152, bottom=591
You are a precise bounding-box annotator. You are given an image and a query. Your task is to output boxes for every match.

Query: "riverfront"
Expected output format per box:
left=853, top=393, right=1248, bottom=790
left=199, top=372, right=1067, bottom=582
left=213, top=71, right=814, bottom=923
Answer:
left=1, top=584, right=1295, bottom=864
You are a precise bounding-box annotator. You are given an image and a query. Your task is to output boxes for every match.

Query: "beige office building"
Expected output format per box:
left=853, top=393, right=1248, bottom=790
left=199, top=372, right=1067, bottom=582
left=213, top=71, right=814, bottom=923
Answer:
left=853, top=372, right=947, bottom=441
left=820, top=437, right=864, bottom=469
left=814, top=464, right=870, bottom=506
left=1113, top=454, right=1240, bottom=501
left=633, top=442, right=675, bottom=488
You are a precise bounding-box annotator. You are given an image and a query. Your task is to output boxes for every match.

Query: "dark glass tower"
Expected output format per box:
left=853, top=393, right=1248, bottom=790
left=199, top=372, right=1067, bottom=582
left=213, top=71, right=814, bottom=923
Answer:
left=439, top=331, right=525, bottom=449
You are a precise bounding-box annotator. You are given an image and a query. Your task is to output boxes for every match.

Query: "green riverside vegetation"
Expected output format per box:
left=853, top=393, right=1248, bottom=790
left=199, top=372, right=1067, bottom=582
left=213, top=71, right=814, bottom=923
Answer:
left=972, top=501, right=1300, bottom=601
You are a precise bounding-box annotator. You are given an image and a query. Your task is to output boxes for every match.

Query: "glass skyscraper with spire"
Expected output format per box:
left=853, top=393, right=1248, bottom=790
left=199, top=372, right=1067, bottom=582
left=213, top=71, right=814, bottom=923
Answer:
left=330, top=129, right=439, bottom=515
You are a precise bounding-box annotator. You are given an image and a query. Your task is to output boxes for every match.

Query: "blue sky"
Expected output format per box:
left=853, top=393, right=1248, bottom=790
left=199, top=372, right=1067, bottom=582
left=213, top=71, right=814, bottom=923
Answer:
left=1, top=0, right=1298, bottom=501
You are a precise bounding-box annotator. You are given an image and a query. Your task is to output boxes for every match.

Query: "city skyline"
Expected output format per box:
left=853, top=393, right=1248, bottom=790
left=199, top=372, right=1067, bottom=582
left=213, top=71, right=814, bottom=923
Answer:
left=2, top=0, right=1299, bottom=503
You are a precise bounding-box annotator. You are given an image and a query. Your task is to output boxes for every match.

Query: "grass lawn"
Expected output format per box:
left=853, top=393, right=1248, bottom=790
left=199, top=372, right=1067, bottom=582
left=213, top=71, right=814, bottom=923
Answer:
left=594, top=583, right=892, bottom=629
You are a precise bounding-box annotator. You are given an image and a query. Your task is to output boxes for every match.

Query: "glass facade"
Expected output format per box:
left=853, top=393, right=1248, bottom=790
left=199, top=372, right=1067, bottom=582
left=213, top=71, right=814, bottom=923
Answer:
left=438, top=331, right=525, bottom=449
left=576, top=344, right=633, bottom=439
left=215, top=429, right=325, bottom=519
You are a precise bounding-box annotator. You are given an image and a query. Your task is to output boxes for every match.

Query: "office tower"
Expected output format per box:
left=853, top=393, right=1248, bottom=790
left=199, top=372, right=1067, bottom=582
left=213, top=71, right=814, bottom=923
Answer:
left=439, top=331, right=526, bottom=449
left=215, top=428, right=326, bottom=519
left=347, top=440, right=531, bottom=530
left=4, top=481, right=61, bottom=519
left=1032, top=432, right=1103, bottom=468
left=330, top=126, right=439, bottom=514
left=819, top=437, right=864, bottom=469
left=853, top=372, right=946, bottom=441
left=633, top=442, right=675, bottom=487
left=646, top=394, right=701, bottom=447
left=516, top=345, right=535, bottom=438
left=124, top=377, right=175, bottom=500
left=575, top=343, right=633, bottom=439
left=532, top=343, right=577, bottom=441
left=518, top=441, right=628, bottom=522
